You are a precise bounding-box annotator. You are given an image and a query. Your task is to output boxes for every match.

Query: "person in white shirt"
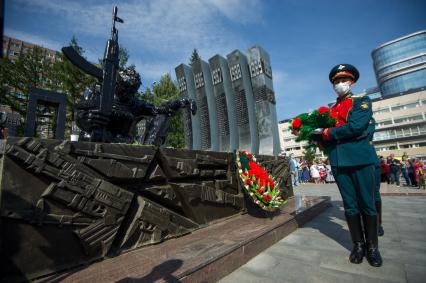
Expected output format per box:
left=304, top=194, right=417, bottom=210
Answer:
left=310, top=162, right=320, bottom=184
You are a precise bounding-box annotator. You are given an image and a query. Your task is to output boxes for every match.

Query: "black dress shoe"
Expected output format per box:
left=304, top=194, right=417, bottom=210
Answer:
left=378, top=225, right=384, bottom=237
left=350, top=242, right=365, bottom=264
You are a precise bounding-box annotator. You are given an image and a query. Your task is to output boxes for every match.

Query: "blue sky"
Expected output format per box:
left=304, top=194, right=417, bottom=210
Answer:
left=5, top=0, right=426, bottom=120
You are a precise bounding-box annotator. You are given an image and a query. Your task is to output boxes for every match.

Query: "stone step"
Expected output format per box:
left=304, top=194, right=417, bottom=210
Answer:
left=40, top=196, right=331, bottom=283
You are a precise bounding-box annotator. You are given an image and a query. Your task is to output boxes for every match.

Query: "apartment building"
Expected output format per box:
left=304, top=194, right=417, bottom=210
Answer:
left=278, top=120, right=325, bottom=158
left=372, top=89, right=426, bottom=159
left=2, top=35, right=59, bottom=62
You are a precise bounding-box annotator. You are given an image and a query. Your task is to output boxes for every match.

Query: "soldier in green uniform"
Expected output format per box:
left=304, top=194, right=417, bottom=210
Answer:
left=312, top=64, right=382, bottom=267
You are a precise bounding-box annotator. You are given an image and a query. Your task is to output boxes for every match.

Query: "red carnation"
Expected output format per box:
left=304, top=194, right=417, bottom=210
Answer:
left=318, top=106, right=329, bottom=114
left=246, top=153, right=253, bottom=159
left=263, top=194, right=272, bottom=201
left=256, top=189, right=263, bottom=194
left=291, top=117, right=302, bottom=129
left=245, top=179, right=251, bottom=185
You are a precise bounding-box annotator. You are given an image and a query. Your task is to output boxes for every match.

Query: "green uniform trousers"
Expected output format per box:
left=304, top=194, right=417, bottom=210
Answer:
left=332, top=164, right=377, bottom=215
left=375, top=164, right=381, bottom=203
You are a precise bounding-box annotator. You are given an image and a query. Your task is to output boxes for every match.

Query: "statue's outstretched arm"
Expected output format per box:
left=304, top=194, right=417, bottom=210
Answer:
left=156, top=98, right=197, bottom=116
left=132, top=98, right=196, bottom=117
left=131, top=99, right=157, bottom=116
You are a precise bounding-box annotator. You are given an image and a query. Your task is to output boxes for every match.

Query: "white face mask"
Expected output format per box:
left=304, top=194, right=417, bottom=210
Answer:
left=333, top=82, right=353, bottom=96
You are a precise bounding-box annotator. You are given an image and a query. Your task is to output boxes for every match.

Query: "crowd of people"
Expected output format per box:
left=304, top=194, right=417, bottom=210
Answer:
left=288, top=154, right=335, bottom=186
left=379, top=153, right=426, bottom=190
left=287, top=152, right=426, bottom=189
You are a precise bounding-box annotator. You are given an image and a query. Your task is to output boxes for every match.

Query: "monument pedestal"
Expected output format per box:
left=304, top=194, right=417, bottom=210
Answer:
left=42, top=195, right=330, bottom=283
left=1, top=138, right=294, bottom=282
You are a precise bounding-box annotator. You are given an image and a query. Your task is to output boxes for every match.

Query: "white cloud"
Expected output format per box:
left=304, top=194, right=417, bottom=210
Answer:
left=208, top=0, right=264, bottom=24
left=133, top=60, right=177, bottom=83
left=12, top=0, right=265, bottom=83
left=13, top=0, right=111, bottom=36
left=13, top=0, right=262, bottom=57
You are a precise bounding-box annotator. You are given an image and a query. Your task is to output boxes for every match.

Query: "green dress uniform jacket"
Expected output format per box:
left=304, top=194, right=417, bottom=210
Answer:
left=323, top=95, right=378, bottom=167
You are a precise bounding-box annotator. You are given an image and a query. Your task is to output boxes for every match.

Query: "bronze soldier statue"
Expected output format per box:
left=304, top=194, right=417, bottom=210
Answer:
left=63, top=6, right=196, bottom=145
left=76, top=65, right=196, bottom=145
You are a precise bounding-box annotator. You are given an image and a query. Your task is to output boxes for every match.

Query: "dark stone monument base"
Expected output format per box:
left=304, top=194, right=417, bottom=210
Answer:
left=40, top=195, right=331, bottom=283
left=0, top=138, right=293, bottom=282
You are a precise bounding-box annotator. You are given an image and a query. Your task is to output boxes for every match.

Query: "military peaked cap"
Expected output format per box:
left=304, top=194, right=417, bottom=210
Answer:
left=329, top=64, right=359, bottom=83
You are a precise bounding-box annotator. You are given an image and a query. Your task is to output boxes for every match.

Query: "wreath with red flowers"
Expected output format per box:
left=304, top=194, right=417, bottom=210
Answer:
left=289, top=106, right=336, bottom=152
left=236, top=150, right=287, bottom=211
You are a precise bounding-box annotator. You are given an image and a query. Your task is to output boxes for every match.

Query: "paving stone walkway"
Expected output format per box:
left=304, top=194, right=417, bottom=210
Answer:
left=219, top=183, right=426, bottom=283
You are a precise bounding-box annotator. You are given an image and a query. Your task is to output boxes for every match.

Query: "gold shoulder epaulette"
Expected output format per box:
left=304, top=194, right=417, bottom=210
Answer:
left=352, top=93, right=366, bottom=99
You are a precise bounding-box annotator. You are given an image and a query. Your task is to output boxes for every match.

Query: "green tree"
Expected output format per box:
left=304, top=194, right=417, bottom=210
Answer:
left=48, top=36, right=96, bottom=136
left=152, top=74, right=178, bottom=104
left=0, top=46, right=53, bottom=118
left=0, top=58, right=13, bottom=106
left=151, top=74, right=185, bottom=148
left=189, top=48, right=200, bottom=66
left=98, top=46, right=129, bottom=69
left=119, top=47, right=130, bottom=70
left=141, top=87, right=155, bottom=104
left=303, top=147, right=317, bottom=164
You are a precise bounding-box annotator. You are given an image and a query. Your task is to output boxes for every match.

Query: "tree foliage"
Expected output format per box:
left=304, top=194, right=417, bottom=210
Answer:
left=98, top=46, right=129, bottom=69
left=189, top=48, right=200, bottom=66
left=48, top=37, right=96, bottom=134
left=0, top=46, right=53, bottom=117
left=303, top=147, right=317, bottom=164
left=119, top=47, right=130, bottom=70
left=0, top=36, right=96, bottom=137
left=149, top=74, right=185, bottom=148
left=152, top=74, right=179, bottom=104
left=140, top=87, right=154, bottom=104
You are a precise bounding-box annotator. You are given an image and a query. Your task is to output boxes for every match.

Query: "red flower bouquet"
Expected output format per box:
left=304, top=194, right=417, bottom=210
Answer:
left=291, top=117, right=302, bottom=130
left=288, top=106, right=336, bottom=152
left=318, top=106, right=330, bottom=114
left=236, top=150, right=287, bottom=211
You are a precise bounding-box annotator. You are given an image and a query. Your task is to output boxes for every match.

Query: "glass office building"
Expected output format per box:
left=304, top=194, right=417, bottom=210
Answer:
left=372, top=30, right=426, bottom=97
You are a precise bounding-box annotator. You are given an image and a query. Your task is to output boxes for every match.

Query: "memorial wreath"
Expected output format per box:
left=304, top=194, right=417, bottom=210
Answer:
left=288, top=106, right=336, bottom=152
left=236, top=150, right=287, bottom=211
